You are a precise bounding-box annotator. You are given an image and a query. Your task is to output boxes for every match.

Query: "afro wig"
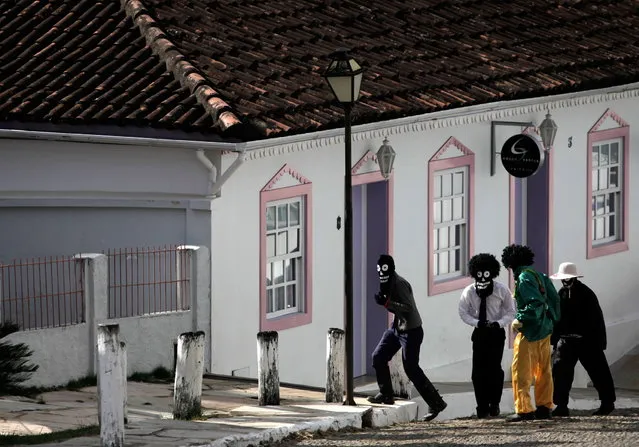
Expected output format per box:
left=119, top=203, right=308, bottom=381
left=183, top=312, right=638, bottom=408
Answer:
left=468, top=253, right=501, bottom=279
left=501, top=244, right=535, bottom=270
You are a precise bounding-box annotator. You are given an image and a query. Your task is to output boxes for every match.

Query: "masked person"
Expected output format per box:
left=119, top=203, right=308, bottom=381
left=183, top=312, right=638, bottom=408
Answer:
left=549, top=262, right=616, bottom=417
left=367, top=254, right=448, bottom=422
left=459, top=253, right=516, bottom=418
left=501, top=244, right=560, bottom=422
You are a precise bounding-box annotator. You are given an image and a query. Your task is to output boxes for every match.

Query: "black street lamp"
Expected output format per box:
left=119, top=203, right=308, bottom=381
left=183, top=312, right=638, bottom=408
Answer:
left=324, top=48, right=363, bottom=406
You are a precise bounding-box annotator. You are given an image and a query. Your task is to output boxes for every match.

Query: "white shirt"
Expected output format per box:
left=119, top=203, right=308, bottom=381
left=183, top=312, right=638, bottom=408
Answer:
left=458, top=281, right=516, bottom=328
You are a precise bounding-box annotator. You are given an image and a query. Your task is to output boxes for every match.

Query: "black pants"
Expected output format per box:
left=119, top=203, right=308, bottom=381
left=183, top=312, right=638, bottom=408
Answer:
left=552, top=337, right=616, bottom=407
left=471, top=327, right=506, bottom=409
left=371, top=326, right=444, bottom=408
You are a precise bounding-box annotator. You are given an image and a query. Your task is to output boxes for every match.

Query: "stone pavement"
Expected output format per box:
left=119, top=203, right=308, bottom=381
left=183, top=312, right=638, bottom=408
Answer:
left=1, top=377, right=639, bottom=447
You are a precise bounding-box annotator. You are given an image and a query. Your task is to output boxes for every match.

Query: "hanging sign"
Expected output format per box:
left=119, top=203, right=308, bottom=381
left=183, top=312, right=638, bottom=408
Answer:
left=500, top=134, right=546, bottom=178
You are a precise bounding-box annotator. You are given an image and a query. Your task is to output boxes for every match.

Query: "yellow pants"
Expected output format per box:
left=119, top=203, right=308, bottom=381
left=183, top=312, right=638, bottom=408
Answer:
left=512, top=332, right=553, bottom=414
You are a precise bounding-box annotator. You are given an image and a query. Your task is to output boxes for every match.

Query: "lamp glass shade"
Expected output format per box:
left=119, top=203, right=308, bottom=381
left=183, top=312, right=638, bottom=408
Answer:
left=539, top=113, right=558, bottom=149
left=324, top=51, right=363, bottom=104
left=376, top=138, right=396, bottom=179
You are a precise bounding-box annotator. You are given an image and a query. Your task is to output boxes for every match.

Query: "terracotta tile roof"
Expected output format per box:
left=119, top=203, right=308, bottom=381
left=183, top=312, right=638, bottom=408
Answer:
left=2, top=0, right=639, bottom=141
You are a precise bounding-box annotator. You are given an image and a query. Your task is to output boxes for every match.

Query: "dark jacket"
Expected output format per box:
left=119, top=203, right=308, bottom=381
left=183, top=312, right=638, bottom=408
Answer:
left=550, top=279, right=607, bottom=350
left=384, top=274, right=422, bottom=331
left=513, top=266, right=559, bottom=341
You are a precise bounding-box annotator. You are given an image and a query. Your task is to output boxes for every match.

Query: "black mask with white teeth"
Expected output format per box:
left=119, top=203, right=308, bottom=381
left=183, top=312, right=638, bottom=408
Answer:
left=475, top=270, right=494, bottom=299
left=468, top=253, right=501, bottom=299
left=377, top=254, right=396, bottom=295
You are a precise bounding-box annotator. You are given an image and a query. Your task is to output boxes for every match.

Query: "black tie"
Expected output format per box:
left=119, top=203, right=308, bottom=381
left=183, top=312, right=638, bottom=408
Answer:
left=479, top=296, right=487, bottom=325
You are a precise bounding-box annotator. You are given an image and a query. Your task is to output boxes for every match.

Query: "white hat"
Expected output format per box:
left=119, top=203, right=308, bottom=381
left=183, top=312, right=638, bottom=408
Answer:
left=550, top=262, right=583, bottom=280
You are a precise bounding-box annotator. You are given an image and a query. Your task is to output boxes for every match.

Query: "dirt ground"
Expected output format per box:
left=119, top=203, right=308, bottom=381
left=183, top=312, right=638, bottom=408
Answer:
left=272, top=408, right=639, bottom=446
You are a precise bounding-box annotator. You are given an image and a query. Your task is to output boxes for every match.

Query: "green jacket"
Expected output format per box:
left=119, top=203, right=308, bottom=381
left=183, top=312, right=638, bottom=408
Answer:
left=513, top=266, right=559, bottom=341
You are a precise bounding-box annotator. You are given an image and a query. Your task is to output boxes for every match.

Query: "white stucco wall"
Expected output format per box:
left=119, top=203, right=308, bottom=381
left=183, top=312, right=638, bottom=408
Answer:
left=211, top=86, right=639, bottom=389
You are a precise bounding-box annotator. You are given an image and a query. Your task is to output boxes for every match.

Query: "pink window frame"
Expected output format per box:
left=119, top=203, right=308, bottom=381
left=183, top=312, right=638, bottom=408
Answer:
left=427, top=137, right=475, bottom=296
left=586, top=110, right=630, bottom=259
left=259, top=165, right=313, bottom=331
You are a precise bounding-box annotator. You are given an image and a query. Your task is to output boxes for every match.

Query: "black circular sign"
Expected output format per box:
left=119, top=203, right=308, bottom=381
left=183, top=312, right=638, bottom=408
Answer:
left=500, top=134, right=546, bottom=178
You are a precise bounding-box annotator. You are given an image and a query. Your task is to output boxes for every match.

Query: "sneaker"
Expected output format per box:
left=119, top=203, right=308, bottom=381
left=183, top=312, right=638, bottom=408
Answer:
left=367, top=393, right=395, bottom=405
left=506, top=412, right=535, bottom=422
left=422, top=401, right=448, bottom=422
left=535, top=406, right=552, bottom=419
left=592, top=402, right=614, bottom=416
left=489, top=403, right=500, bottom=417
left=552, top=406, right=570, bottom=417
left=476, top=406, right=490, bottom=419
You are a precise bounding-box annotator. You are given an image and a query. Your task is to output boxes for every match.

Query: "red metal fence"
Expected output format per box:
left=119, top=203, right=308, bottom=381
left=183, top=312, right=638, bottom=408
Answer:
left=104, top=245, right=191, bottom=319
left=0, top=257, right=85, bottom=330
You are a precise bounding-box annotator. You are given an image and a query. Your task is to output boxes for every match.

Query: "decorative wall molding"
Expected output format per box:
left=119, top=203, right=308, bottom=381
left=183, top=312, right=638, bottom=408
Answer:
left=232, top=85, right=639, bottom=161
left=589, top=108, right=630, bottom=133
left=351, top=150, right=378, bottom=175
left=429, top=136, right=474, bottom=161
left=261, top=163, right=311, bottom=192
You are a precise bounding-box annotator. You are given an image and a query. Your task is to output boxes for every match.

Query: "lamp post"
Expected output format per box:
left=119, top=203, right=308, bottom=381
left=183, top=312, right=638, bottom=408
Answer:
left=539, top=111, right=558, bottom=151
left=323, top=48, right=363, bottom=406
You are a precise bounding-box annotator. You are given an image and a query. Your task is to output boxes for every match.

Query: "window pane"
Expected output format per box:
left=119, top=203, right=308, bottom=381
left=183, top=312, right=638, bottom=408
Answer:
left=286, top=285, right=296, bottom=308
left=288, top=258, right=297, bottom=281
left=600, top=144, right=609, bottom=165
left=433, top=201, right=442, bottom=224
left=275, top=287, right=285, bottom=311
left=595, top=217, right=605, bottom=239
left=439, top=226, right=449, bottom=249
left=433, top=229, right=439, bottom=250
left=609, top=215, right=616, bottom=238
left=288, top=229, right=299, bottom=253
left=266, top=263, right=273, bottom=286
left=267, top=289, right=274, bottom=313
left=266, top=206, right=276, bottom=231
left=289, top=201, right=300, bottom=226
left=273, top=261, right=284, bottom=284
left=592, top=170, right=598, bottom=192
left=591, top=197, right=595, bottom=217
left=277, top=231, right=288, bottom=255
left=277, top=204, right=288, bottom=228
left=433, top=254, right=439, bottom=276
left=606, top=193, right=615, bottom=213
left=599, top=169, right=608, bottom=190
left=592, top=146, right=599, bottom=167
left=609, top=166, right=618, bottom=188
left=596, top=195, right=605, bottom=215
left=453, top=172, right=464, bottom=195
left=267, top=234, right=276, bottom=258
left=434, top=175, right=442, bottom=199
left=610, top=143, right=619, bottom=164
left=455, top=224, right=463, bottom=246
left=442, top=199, right=452, bottom=222
left=442, top=173, right=452, bottom=197
left=452, top=249, right=461, bottom=272
left=449, top=249, right=456, bottom=272
left=453, top=197, right=463, bottom=220
left=438, top=251, right=449, bottom=275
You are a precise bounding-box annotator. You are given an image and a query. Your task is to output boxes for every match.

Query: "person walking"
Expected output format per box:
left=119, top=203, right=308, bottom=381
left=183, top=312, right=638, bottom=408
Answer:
left=459, top=253, right=516, bottom=418
left=367, top=254, right=448, bottom=422
left=501, top=244, right=561, bottom=422
left=550, top=262, right=616, bottom=417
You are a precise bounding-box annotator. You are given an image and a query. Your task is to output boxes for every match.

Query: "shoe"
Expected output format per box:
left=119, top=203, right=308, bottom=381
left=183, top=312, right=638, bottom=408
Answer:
left=552, top=406, right=570, bottom=417
left=506, top=412, right=535, bottom=422
left=489, top=403, right=500, bottom=417
left=476, top=406, right=490, bottom=419
left=592, top=402, right=614, bottom=416
left=367, top=393, right=395, bottom=405
left=535, top=406, right=552, bottom=419
left=422, top=401, right=448, bottom=422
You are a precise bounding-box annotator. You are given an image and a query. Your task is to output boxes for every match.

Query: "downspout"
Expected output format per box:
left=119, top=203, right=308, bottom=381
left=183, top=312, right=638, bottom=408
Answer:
left=195, top=149, right=247, bottom=199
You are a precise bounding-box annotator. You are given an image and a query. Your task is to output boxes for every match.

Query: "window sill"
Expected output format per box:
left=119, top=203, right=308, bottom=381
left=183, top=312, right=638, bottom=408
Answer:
left=429, top=276, right=472, bottom=296
left=260, top=311, right=312, bottom=332
left=587, top=240, right=629, bottom=259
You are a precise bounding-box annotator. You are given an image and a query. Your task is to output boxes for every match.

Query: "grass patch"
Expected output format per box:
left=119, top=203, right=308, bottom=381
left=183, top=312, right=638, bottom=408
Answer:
left=129, top=366, right=173, bottom=383
left=0, top=425, right=99, bottom=445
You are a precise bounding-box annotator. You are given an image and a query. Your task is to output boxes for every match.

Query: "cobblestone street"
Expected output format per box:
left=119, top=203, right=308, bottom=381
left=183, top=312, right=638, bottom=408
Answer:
left=274, top=408, right=639, bottom=447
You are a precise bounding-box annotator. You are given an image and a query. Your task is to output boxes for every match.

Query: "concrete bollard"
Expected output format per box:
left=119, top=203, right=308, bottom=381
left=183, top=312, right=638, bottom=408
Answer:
left=257, top=331, right=280, bottom=406
left=120, top=342, right=128, bottom=425
left=390, top=350, right=412, bottom=399
left=325, top=328, right=345, bottom=403
left=97, top=324, right=125, bottom=447
left=173, top=331, right=206, bottom=420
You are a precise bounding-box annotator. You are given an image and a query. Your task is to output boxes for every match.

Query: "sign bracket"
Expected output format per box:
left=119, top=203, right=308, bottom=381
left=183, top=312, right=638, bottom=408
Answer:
left=490, top=121, right=534, bottom=176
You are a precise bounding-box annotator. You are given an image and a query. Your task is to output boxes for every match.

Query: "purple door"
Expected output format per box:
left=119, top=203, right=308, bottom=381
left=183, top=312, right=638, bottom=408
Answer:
left=352, top=181, right=389, bottom=378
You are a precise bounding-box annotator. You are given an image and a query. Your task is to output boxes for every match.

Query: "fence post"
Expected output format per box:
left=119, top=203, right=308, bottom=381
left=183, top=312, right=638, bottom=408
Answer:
left=390, top=350, right=412, bottom=399
left=120, top=341, right=128, bottom=425
left=326, top=328, right=345, bottom=403
left=257, top=331, right=279, bottom=406
left=177, top=245, right=211, bottom=372
left=73, top=253, right=108, bottom=377
left=97, top=324, right=125, bottom=447
left=173, top=331, right=205, bottom=420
